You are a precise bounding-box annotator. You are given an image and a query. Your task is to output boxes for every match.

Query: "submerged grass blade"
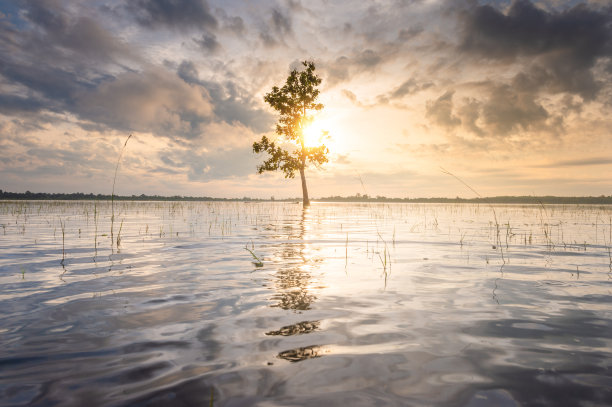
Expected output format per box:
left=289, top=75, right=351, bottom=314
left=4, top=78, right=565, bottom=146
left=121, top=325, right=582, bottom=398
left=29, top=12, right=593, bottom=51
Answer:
left=245, top=245, right=264, bottom=267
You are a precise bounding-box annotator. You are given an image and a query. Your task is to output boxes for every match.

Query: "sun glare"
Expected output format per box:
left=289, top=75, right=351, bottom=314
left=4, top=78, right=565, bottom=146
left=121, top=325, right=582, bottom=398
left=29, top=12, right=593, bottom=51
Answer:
left=302, top=120, right=329, bottom=148
left=300, top=113, right=348, bottom=156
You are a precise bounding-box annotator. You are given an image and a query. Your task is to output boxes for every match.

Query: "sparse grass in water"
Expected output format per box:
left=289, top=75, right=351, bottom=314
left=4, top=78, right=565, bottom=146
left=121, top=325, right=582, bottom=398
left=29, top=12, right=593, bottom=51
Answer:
left=59, top=218, right=66, bottom=266
left=440, top=167, right=505, bottom=263
left=345, top=232, right=348, bottom=271
left=245, top=243, right=264, bottom=268
left=111, top=134, right=132, bottom=251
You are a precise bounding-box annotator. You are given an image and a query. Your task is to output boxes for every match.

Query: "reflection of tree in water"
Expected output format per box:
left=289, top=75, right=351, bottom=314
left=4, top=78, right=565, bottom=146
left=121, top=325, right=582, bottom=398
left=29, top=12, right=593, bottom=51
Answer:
left=277, top=345, right=325, bottom=363
left=265, top=320, right=320, bottom=336
left=269, top=208, right=323, bottom=312
left=269, top=268, right=318, bottom=310
left=268, top=208, right=328, bottom=362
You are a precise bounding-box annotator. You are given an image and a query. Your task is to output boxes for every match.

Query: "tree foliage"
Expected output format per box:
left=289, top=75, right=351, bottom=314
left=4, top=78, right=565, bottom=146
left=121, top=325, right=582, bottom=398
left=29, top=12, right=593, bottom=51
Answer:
left=253, top=61, right=328, bottom=205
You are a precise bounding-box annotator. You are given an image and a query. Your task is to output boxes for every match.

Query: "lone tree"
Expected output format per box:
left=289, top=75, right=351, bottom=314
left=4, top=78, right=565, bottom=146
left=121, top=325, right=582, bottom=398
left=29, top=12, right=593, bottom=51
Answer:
left=253, top=61, right=328, bottom=207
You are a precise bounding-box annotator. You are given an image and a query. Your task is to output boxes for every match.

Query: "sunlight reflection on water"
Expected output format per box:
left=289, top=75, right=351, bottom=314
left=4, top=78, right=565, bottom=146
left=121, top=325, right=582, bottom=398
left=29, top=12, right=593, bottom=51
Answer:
left=0, top=201, right=611, bottom=406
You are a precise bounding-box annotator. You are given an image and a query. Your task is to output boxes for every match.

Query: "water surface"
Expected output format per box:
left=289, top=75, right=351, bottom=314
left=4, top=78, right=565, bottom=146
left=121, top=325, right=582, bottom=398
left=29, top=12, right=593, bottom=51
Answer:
left=1, top=201, right=611, bottom=406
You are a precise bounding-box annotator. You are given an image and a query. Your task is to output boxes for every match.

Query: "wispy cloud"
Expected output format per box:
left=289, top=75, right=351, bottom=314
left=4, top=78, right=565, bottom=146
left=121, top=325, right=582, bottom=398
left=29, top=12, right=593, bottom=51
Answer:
left=532, top=157, right=612, bottom=168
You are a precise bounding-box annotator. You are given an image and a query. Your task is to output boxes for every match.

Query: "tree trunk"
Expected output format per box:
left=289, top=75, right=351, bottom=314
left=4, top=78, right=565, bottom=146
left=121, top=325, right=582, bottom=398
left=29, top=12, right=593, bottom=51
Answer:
left=299, top=164, right=310, bottom=207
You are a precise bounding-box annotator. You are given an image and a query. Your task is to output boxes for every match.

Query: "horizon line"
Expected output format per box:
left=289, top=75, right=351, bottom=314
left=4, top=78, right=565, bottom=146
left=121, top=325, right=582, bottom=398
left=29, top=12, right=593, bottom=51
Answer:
left=1, top=190, right=611, bottom=204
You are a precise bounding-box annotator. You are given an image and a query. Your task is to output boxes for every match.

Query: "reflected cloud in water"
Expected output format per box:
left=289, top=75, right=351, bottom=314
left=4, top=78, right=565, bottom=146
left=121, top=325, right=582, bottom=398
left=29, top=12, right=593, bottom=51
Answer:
left=4, top=201, right=612, bottom=405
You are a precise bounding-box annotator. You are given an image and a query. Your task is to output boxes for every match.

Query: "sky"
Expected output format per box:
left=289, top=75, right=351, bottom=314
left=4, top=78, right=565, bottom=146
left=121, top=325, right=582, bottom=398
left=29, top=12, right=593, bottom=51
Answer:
left=0, top=0, right=611, bottom=199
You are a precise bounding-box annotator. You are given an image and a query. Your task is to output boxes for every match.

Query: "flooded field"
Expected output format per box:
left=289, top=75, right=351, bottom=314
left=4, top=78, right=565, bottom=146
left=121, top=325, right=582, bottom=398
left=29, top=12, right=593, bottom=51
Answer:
left=1, top=201, right=611, bottom=406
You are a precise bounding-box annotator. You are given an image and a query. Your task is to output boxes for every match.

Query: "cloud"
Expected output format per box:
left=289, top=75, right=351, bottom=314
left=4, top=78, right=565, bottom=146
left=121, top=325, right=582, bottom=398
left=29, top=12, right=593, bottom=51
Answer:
left=426, top=91, right=461, bottom=129
left=376, top=77, right=434, bottom=104
left=1, top=59, right=85, bottom=109
left=74, top=67, right=214, bottom=139
left=1, top=0, right=611, bottom=197
left=341, top=89, right=360, bottom=105
left=0, top=128, right=119, bottom=187
left=0, top=1, right=269, bottom=141
left=460, top=0, right=612, bottom=100
left=324, top=50, right=386, bottom=86
left=256, top=7, right=294, bottom=48
left=390, top=78, right=433, bottom=99
left=20, top=0, right=134, bottom=62
left=271, top=8, right=292, bottom=36
left=0, top=0, right=137, bottom=116
left=176, top=60, right=273, bottom=133
left=355, top=49, right=383, bottom=68
left=398, top=26, right=424, bottom=41
left=0, top=94, right=48, bottom=115
left=126, top=0, right=218, bottom=31
left=194, top=32, right=221, bottom=53
left=478, top=83, right=550, bottom=136
left=420, top=1, right=611, bottom=140
left=532, top=157, right=612, bottom=168
left=456, top=97, right=483, bottom=137
left=426, top=84, right=556, bottom=138
left=158, top=145, right=259, bottom=181
left=215, top=9, right=245, bottom=36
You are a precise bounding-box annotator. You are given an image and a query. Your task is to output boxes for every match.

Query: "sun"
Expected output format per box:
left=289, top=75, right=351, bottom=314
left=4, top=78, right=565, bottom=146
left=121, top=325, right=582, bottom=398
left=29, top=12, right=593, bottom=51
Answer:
left=300, top=113, right=348, bottom=156
left=302, top=120, right=329, bottom=148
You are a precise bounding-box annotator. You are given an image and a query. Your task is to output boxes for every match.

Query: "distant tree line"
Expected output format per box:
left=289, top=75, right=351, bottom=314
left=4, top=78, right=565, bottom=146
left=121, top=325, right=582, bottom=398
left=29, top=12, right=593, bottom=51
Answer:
left=317, top=193, right=612, bottom=205
left=1, top=190, right=611, bottom=204
left=0, top=190, right=295, bottom=202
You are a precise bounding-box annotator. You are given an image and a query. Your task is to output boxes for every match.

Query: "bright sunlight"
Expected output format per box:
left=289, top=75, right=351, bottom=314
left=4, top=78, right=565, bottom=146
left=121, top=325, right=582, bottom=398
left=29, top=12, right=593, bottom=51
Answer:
left=301, top=115, right=347, bottom=156
left=302, top=120, right=328, bottom=148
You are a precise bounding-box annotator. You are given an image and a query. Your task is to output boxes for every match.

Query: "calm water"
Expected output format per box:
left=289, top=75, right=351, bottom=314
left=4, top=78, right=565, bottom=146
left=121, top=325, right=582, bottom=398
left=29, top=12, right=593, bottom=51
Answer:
left=1, top=201, right=611, bottom=406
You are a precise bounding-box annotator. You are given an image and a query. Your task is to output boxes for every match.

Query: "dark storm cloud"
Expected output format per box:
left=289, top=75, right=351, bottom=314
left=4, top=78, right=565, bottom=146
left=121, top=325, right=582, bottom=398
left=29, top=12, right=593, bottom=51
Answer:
left=126, top=0, right=218, bottom=31
left=461, top=0, right=611, bottom=59
left=460, top=0, right=612, bottom=99
left=420, top=0, right=612, bottom=137
left=0, top=0, right=134, bottom=116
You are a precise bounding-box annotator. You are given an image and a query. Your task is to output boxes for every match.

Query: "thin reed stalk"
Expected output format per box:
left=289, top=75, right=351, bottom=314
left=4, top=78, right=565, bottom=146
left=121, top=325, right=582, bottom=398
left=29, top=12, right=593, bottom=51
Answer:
left=59, top=218, right=66, bottom=266
left=111, top=134, right=132, bottom=251
left=440, top=167, right=505, bottom=263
